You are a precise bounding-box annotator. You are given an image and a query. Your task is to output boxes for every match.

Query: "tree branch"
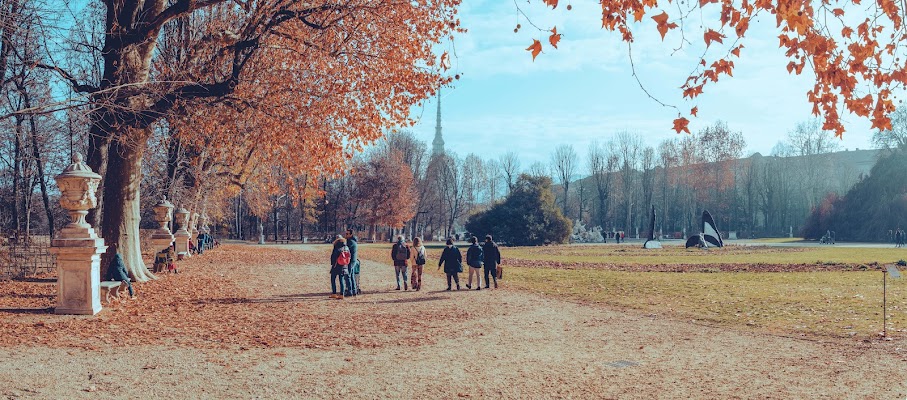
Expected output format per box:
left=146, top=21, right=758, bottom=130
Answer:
left=32, top=63, right=98, bottom=93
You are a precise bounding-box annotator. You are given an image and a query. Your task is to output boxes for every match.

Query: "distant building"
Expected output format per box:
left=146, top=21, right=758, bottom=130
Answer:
left=432, top=90, right=445, bottom=156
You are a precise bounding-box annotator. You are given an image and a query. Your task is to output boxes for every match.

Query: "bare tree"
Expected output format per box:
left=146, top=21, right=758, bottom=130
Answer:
left=551, top=144, right=577, bottom=218
left=528, top=161, right=549, bottom=178
left=499, top=151, right=520, bottom=194
left=587, top=141, right=611, bottom=230
left=614, top=131, right=642, bottom=232
left=873, top=106, right=907, bottom=150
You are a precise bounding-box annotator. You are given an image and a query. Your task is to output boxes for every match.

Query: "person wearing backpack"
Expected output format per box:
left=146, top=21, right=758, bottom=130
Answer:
left=482, top=235, right=501, bottom=289
left=465, top=236, right=484, bottom=290
left=390, top=235, right=411, bottom=290
left=410, top=237, right=427, bottom=291
left=330, top=236, right=354, bottom=299
left=437, top=238, right=462, bottom=290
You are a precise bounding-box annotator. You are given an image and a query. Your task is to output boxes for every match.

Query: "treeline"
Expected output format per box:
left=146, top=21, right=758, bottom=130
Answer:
left=803, top=110, right=907, bottom=241
left=546, top=120, right=858, bottom=239
left=249, top=120, right=861, bottom=243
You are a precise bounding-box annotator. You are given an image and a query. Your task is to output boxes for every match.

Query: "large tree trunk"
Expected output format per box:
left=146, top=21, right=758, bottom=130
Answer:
left=99, top=137, right=155, bottom=282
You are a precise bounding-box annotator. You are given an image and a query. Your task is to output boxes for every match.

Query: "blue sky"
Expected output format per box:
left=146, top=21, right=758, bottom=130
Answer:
left=407, top=0, right=879, bottom=167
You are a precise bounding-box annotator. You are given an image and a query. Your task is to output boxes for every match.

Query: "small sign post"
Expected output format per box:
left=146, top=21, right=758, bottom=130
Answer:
left=883, top=265, right=902, bottom=337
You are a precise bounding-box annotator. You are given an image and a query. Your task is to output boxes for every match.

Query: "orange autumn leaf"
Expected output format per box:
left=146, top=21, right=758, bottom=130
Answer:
left=527, top=39, right=543, bottom=61
left=673, top=117, right=691, bottom=134
left=735, top=17, right=749, bottom=37
left=634, top=8, right=646, bottom=22
left=652, top=11, right=678, bottom=40
left=440, top=52, right=450, bottom=70
left=549, top=26, right=562, bottom=49
left=704, top=29, right=725, bottom=47
left=691, top=106, right=699, bottom=117
left=731, top=44, right=744, bottom=57
left=543, top=0, right=559, bottom=9
left=832, top=8, right=845, bottom=16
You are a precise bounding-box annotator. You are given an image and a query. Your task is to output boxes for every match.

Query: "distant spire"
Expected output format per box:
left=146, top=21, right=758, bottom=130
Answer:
left=432, top=90, right=445, bottom=156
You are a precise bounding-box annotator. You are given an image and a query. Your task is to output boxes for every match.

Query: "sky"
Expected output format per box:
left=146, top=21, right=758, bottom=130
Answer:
left=406, top=0, right=881, bottom=167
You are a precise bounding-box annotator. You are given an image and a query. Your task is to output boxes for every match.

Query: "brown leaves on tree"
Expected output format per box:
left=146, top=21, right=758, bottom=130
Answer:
left=704, top=29, right=725, bottom=47
left=549, top=27, right=562, bottom=49
left=543, top=0, right=559, bottom=9
left=527, top=39, right=543, bottom=61
left=651, top=11, right=678, bottom=40
left=673, top=117, right=691, bottom=134
left=527, top=0, right=907, bottom=136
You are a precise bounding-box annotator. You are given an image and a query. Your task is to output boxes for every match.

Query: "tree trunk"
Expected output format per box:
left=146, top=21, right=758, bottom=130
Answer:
left=24, top=92, right=55, bottom=238
left=12, top=115, right=22, bottom=235
left=99, top=138, right=155, bottom=282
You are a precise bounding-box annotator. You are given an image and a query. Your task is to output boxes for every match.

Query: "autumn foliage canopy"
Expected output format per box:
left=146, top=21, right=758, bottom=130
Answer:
left=522, top=0, right=906, bottom=136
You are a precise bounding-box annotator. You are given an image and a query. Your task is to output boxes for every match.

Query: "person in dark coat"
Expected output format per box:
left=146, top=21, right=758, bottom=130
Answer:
left=105, top=244, right=135, bottom=299
left=437, top=238, right=462, bottom=291
left=330, top=236, right=354, bottom=298
left=465, top=236, right=484, bottom=290
left=345, top=229, right=361, bottom=294
left=390, top=235, right=410, bottom=290
left=482, top=235, right=501, bottom=289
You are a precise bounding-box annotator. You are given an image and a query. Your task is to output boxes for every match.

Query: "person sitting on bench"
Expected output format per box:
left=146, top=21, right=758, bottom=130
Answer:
left=106, top=244, right=136, bottom=299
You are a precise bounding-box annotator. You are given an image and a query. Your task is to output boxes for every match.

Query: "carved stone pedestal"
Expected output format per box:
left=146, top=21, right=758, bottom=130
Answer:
left=50, top=238, right=106, bottom=315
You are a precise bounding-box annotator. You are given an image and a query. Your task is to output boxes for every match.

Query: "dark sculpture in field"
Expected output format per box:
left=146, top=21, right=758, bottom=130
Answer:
left=685, top=210, right=724, bottom=249
left=643, top=205, right=661, bottom=249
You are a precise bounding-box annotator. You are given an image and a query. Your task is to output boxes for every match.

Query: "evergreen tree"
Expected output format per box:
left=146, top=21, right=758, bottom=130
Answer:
left=465, top=174, right=571, bottom=246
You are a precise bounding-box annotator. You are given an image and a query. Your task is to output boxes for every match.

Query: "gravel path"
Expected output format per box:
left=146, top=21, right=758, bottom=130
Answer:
left=1, top=245, right=905, bottom=399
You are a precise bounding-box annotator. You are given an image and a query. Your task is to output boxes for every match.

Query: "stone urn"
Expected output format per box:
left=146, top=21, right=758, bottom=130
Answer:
left=50, top=154, right=106, bottom=315
left=173, top=207, right=191, bottom=257
left=152, top=198, right=175, bottom=235
left=55, top=154, right=102, bottom=239
left=150, top=198, right=175, bottom=253
left=190, top=212, right=200, bottom=237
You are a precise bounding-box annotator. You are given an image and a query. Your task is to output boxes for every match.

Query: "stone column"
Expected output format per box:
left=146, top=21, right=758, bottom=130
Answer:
left=150, top=198, right=175, bottom=253
left=50, top=154, right=106, bottom=315
left=173, top=207, right=191, bottom=258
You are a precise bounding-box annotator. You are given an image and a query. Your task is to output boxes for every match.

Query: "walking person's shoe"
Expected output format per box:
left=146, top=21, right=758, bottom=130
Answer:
left=457, top=285, right=461, bottom=290
left=485, top=285, right=490, bottom=289
left=446, top=287, right=451, bottom=291
left=396, top=286, right=401, bottom=290
left=466, top=284, right=471, bottom=289
left=404, top=283, right=408, bottom=291
left=494, top=282, right=498, bottom=288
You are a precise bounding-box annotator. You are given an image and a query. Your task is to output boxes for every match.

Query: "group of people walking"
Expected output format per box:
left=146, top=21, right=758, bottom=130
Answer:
left=328, top=231, right=503, bottom=298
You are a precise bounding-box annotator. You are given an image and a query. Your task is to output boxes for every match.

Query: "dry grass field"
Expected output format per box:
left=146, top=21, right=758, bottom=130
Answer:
left=360, top=243, right=907, bottom=339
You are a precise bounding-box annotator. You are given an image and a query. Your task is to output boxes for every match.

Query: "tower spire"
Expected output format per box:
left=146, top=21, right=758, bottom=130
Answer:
left=432, top=90, right=445, bottom=156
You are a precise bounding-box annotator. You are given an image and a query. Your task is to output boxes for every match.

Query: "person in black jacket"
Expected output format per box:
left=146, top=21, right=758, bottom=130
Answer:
left=330, top=236, right=354, bottom=299
left=465, top=236, right=484, bottom=290
left=105, top=244, right=135, bottom=299
left=345, top=229, right=361, bottom=295
left=437, top=238, right=462, bottom=291
left=482, top=235, right=501, bottom=289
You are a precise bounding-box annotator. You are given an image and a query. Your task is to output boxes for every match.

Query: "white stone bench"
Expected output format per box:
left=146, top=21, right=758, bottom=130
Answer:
left=99, top=281, right=125, bottom=304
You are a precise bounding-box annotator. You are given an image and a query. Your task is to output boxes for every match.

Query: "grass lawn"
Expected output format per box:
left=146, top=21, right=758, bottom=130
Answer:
left=504, top=244, right=907, bottom=266
left=357, top=243, right=907, bottom=339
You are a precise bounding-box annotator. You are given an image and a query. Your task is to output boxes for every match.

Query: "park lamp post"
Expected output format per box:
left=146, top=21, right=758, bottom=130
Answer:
left=50, top=154, right=106, bottom=315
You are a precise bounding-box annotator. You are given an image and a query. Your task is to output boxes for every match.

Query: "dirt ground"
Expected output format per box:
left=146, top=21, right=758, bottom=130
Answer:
left=1, top=243, right=905, bottom=399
